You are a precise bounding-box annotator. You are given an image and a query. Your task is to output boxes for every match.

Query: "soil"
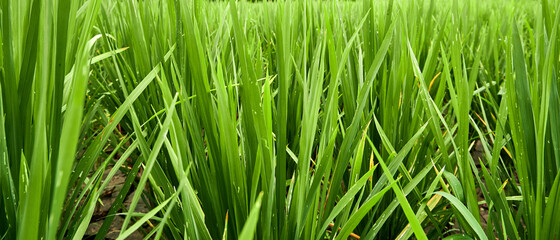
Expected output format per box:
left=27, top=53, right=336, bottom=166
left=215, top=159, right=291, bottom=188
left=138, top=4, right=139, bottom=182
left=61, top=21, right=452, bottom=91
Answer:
left=85, top=168, right=150, bottom=239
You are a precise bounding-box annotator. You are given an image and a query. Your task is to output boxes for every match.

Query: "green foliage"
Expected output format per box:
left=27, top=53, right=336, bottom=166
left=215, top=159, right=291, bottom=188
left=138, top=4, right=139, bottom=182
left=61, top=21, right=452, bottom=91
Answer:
left=1, top=0, right=560, bottom=239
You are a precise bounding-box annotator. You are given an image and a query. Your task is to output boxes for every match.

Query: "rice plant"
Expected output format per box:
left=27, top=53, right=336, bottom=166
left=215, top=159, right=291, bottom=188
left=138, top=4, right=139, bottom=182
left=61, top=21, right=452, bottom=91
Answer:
left=1, top=0, right=560, bottom=239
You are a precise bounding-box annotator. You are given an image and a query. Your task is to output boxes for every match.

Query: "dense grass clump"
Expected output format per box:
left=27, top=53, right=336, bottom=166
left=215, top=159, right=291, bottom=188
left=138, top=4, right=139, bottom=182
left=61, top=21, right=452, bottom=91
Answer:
left=1, top=0, right=560, bottom=239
